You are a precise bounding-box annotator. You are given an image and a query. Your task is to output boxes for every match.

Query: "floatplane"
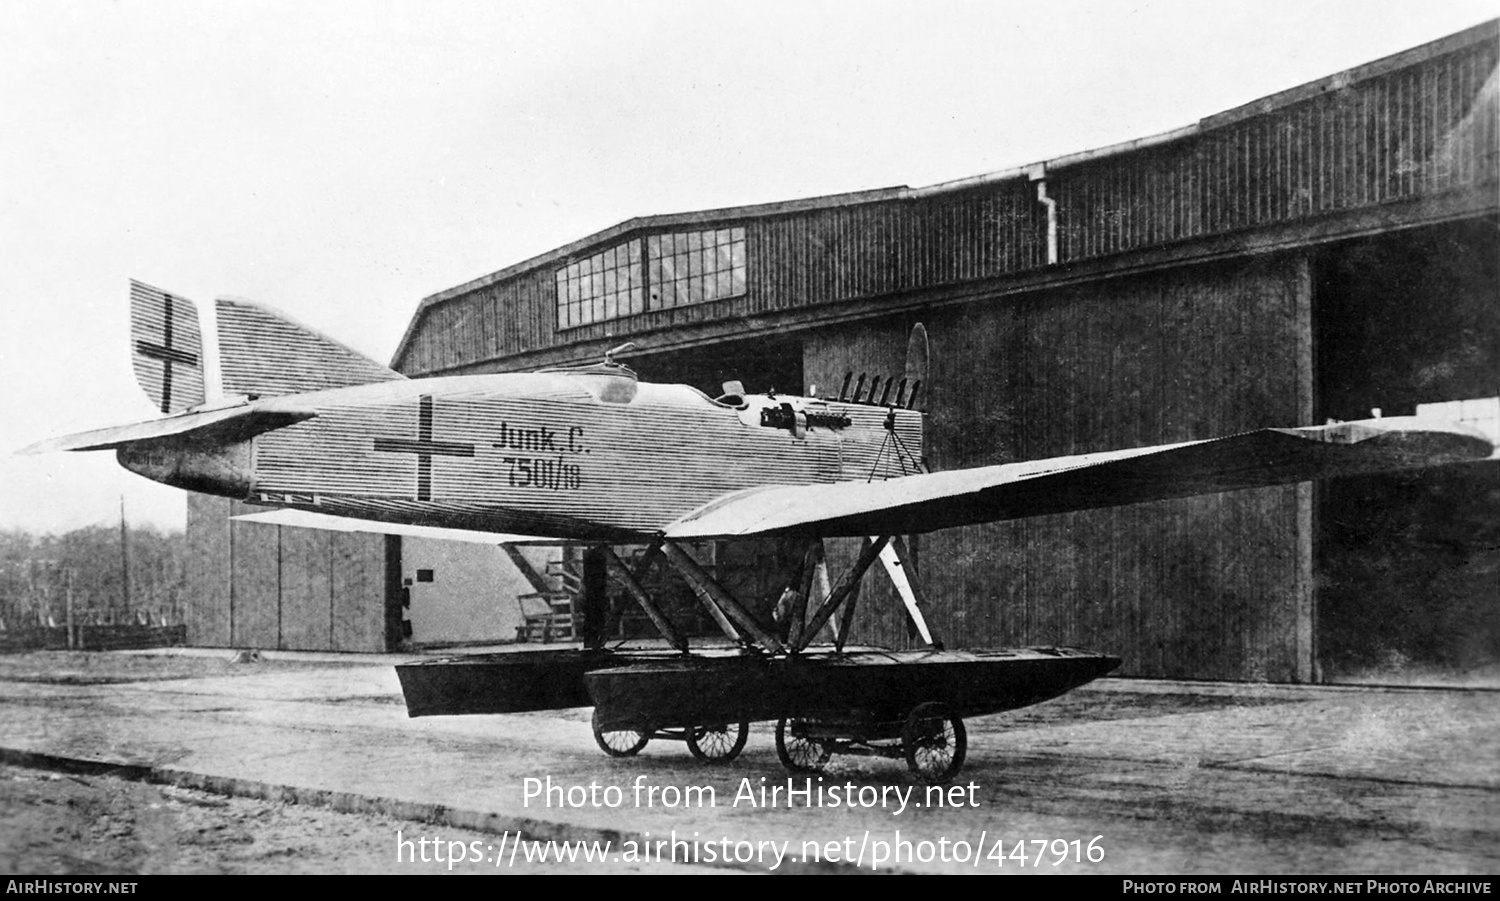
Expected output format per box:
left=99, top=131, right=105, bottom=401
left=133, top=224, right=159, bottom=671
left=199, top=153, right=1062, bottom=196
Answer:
left=22, top=281, right=1493, bottom=782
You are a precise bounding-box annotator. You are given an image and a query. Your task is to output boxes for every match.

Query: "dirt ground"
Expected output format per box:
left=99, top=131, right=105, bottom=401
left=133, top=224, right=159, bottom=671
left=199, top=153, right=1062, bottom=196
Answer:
left=0, top=651, right=721, bottom=874
left=0, top=762, right=726, bottom=875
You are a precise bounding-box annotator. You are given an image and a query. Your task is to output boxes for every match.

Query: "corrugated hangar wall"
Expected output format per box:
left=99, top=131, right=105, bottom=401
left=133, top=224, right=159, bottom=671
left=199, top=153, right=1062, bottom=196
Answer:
left=805, top=255, right=1314, bottom=681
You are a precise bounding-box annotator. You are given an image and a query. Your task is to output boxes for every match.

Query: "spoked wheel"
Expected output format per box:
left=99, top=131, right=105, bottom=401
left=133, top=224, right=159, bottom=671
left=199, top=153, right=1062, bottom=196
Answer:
left=687, top=721, right=749, bottom=763
left=902, top=702, right=966, bottom=784
left=775, top=717, right=831, bottom=774
left=592, top=707, right=650, bottom=758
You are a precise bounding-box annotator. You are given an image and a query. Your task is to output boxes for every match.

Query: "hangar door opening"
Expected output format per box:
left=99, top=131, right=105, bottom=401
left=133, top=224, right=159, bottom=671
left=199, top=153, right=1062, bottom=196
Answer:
left=629, top=333, right=805, bottom=399
left=1313, top=218, right=1500, bottom=686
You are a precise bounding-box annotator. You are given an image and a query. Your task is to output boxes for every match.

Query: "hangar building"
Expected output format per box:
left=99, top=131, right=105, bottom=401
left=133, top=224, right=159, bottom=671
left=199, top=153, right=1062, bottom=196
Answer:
left=185, top=21, right=1499, bottom=684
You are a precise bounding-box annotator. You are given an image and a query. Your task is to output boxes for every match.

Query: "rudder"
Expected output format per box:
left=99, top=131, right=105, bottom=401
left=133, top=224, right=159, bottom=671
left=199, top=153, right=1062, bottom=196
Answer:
left=130, top=279, right=206, bottom=413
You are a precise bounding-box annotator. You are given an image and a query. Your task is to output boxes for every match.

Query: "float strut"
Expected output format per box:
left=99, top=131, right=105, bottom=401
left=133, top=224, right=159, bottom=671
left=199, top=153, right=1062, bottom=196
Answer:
left=794, top=535, right=890, bottom=653
left=602, top=544, right=687, bottom=653
left=661, top=541, right=785, bottom=653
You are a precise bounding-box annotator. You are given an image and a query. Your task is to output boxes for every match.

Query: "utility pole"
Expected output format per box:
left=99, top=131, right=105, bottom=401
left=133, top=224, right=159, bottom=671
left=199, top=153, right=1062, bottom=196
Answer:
left=65, top=568, right=75, bottom=650
left=119, top=496, right=131, bottom=615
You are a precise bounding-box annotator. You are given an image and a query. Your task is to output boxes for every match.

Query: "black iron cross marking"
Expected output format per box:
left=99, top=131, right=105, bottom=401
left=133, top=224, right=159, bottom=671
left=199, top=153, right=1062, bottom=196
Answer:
left=134, top=293, right=199, bottom=412
left=373, top=395, right=475, bottom=501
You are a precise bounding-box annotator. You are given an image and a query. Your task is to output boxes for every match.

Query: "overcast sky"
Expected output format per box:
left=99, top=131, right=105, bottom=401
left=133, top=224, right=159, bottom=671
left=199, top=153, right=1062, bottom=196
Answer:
left=1, top=0, right=1494, bottom=534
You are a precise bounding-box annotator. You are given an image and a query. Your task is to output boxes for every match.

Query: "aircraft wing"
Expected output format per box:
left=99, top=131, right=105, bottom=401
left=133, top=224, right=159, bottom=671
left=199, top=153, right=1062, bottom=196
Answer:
left=231, top=508, right=575, bottom=546
left=664, top=415, right=1494, bottom=539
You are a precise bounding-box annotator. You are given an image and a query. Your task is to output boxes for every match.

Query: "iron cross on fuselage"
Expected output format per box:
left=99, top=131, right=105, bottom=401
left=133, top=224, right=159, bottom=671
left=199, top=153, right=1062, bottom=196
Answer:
left=373, top=395, right=476, bottom=501
left=134, top=293, right=199, bottom=413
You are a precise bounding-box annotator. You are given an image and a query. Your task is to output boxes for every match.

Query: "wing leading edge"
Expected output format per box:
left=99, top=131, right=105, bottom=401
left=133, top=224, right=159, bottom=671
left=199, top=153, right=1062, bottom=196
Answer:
left=664, top=415, right=1494, bottom=539
left=231, top=508, right=581, bottom=546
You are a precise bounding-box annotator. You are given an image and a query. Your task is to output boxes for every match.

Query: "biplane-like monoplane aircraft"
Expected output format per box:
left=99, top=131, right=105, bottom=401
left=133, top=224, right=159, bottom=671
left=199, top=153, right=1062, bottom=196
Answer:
left=23, top=281, right=1495, bottom=782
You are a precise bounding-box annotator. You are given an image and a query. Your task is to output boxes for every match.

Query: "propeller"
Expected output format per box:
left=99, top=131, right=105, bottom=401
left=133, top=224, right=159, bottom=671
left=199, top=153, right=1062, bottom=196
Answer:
left=904, top=322, right=928, bottom=410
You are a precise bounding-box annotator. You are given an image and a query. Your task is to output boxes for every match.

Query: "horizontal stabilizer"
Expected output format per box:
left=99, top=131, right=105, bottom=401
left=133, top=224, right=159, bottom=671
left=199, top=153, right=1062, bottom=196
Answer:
left=217, top=297, right=406, bottom=399
left=131, top=280, right=206, bottom=413
left=18, top=404, right=315, bottom=454
left=232, top=508, right=569, bottom=545
left=665, top=415, right=1494, bottom=539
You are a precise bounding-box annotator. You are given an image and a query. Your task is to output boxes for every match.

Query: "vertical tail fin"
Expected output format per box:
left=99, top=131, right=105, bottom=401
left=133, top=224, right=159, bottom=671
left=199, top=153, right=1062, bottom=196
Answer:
left=130, top=280, right=206, bottom=413
left=216, top=297, right=405, bottom=399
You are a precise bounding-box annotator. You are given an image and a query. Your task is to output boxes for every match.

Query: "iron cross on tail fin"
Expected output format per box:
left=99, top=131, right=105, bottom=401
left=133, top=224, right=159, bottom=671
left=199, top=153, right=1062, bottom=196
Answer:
left=130, top=280, right=205, bottom=413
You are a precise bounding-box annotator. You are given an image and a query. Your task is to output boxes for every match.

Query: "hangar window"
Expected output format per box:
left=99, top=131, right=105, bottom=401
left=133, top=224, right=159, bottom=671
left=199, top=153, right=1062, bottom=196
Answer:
left=648, top=227, right=746, bottom=310
left=556, top=239, right=645, bottom=329
left=555, top=227, right=747, bottom=329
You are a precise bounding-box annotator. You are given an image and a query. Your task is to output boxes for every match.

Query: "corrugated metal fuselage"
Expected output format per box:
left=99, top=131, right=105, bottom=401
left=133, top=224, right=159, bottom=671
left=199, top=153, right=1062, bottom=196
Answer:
left=124, top=370, right=924, bottom=540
